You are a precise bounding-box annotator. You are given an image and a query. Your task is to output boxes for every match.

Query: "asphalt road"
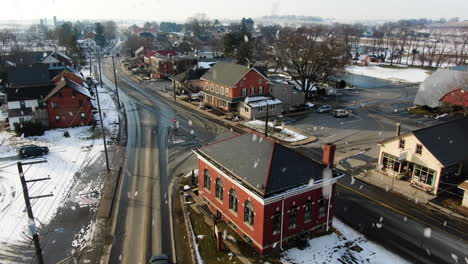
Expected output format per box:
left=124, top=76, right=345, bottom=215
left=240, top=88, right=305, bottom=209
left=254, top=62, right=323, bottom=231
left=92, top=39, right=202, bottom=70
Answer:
left=100, top=53, right=467, bottom=264
left=336, top=175, right=468, bottom=264
left=101, top=56, right=234, bottom=264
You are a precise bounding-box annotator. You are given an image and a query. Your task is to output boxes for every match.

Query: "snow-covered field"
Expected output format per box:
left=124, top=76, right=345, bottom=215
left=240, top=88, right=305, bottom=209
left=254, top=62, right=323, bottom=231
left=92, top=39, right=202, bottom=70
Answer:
left=0, top=127, right=103, bottom=244
left=346, top=65, right=431, bottom=83
left=282, top=219, right=410, bottom=264
left=244, top=120, right=307, bottom=142
left=0, top=72, right=118, bottom=260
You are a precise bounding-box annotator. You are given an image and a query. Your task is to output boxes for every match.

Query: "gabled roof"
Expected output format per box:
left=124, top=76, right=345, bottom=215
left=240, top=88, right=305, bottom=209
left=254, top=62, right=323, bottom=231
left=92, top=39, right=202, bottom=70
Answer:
left=8, top=63, right=51, bottom=88
left=381, top=117, right=468, bottom=166
left=196, top=132, right=326, bottom=197
left=6, top=84, right=55, bottom=101
left=156, top=50, right=177, bottom=57
left=51, top=67, right=84, bottom=85
left=144, top=50, right=158, bottom=58
left=201, top=62, right=268, bottom=88
left=411, top=117, right=468, bottom=166
left=174, top=68, right=209, bottom=82
left=44, top=77, right=92, bottom=101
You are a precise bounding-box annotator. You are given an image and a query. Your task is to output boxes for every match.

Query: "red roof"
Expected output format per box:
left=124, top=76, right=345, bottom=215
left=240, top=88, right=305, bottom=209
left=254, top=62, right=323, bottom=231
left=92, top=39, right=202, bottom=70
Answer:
left=144, top=50, right=158, bottom=58
left=156, top=50, right=177, bottom=57
left=84, top=32, right=96, bottom=40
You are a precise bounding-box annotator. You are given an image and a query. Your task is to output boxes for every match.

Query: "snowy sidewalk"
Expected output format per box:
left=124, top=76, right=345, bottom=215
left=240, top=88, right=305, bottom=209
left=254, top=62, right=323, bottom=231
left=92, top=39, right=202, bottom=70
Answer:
left=355, top=169, right=435, bottom=204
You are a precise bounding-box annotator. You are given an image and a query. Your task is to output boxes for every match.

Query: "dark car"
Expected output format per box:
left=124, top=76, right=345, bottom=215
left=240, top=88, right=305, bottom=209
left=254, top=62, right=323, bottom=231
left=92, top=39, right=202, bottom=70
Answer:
left=18, top=145, right=49, bottom=158
left=149, top=254, right=170, bottom=264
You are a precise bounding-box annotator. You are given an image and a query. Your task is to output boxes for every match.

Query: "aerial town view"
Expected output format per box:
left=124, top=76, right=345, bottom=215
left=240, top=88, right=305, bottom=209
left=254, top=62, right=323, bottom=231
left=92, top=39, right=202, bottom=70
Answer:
left=0, top=0, right=467, bottom=263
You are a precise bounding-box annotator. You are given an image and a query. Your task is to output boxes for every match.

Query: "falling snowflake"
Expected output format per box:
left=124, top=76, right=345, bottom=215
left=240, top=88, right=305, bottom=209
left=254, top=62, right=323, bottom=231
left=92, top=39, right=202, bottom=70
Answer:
left=423, top=227, right=431, bottom=238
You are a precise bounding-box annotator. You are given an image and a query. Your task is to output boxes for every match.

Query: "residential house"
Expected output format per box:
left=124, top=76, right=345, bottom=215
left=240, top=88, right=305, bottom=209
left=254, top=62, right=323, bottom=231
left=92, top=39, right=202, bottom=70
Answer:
left=77, top=38, right=97, bottom=50
left=41, top=51, right=73, bottom=70
left=194, top=132, right=344, bottom=254
left=149, top=54, right=174, bottom=79
left=143, top=50, right=158, bottom=65
left=270, top=81, right=306, bottom=111
left=200, top=62, right=271, bottom=111
left=6, top=64, right=54, bottom=129
left=377, top=119, right=468, bottom=195
left=171, top=68, right=209, bottom=94
left=238, top=96, right=282, bottom=120
left=44, top=77, right=94, bottom=128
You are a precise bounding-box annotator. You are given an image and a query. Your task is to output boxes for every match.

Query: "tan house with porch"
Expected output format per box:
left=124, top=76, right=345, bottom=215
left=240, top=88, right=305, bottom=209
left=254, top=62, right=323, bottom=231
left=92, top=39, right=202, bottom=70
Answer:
left=377, top=118, right=468, bottom=195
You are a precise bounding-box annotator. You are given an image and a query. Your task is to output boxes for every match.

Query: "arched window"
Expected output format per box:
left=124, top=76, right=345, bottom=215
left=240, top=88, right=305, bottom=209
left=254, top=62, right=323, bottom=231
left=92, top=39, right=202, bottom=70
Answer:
left=215, top=178, right=224, bottom=200
left=229, top=189, right=238, bottom=213
left=244, top=200, right=254, bottom=226
left=203, top=169, right=211, bottom=191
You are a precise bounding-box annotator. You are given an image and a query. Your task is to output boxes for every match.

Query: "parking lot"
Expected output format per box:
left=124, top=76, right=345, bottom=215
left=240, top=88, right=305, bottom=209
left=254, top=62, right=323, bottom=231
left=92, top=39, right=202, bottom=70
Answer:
left=286, top=78, right=445, bottom=174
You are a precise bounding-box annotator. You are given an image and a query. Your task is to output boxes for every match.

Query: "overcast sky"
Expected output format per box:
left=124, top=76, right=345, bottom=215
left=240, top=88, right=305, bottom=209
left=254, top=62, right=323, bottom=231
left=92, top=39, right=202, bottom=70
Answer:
left=2, top=0, right=467, bottom=22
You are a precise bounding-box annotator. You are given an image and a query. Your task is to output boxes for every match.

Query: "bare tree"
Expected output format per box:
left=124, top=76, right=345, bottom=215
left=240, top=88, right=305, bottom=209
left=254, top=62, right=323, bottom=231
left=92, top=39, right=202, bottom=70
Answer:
left=185, top=13, right=212, bottom=40
left=273, top=26, right=347, bottom=96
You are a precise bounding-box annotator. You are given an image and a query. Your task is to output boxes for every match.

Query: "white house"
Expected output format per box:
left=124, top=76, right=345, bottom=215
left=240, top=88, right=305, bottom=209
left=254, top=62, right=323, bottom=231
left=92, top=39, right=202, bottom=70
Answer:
left=77, top=38, right=96, bottom=49
left=6, top=64, right=54, bottom=129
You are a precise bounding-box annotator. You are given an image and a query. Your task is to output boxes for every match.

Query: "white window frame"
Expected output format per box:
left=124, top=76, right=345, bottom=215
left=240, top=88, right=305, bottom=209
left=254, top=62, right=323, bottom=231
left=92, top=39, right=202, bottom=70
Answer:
left=242, top=88, right=247, bottom=96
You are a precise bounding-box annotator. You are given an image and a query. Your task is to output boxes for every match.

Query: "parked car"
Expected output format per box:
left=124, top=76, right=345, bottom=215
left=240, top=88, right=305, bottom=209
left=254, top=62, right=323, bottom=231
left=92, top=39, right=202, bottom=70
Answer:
left=333, top=109, right=350, bottom=118
left=149, top=254, right=170, bottom=264
left=316, top=105, right=332, bottom=113
left=18, top=145, right=49, bottom=158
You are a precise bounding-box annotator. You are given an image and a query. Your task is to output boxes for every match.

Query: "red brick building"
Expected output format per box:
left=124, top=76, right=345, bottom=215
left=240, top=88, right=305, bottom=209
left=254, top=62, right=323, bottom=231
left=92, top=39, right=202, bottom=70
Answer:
left=149, top=55, right=174, bottom=79
left=200, top=62, right=270, bottom=111
left=194, top=133, right=344, bottom=254
left=45, top=77, right=94, bottom=128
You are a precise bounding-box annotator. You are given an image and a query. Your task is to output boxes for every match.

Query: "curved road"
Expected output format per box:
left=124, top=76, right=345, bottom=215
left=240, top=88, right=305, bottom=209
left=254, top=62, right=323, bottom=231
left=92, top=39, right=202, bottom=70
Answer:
left=100, top=55, right=234, bottom=264
left=99, top=53, right=467, bottom=264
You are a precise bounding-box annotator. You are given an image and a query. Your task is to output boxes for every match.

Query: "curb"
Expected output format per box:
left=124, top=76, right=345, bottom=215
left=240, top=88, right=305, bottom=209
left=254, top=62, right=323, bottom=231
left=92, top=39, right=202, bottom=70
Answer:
left=354, top=172, right=468, bottom=222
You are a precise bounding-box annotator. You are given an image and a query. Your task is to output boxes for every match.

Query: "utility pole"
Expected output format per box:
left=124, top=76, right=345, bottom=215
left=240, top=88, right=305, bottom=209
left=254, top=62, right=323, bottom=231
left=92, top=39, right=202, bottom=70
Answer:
left=111, top=55, right=121, bottom=111
left=89, top=51, right=92, bottom=76
left=97, top=47, right=103, bottom=88
left=94, top=81, right=110, bottom=172
left=95, top=49, right=110, bottom=171
left=172, top=59, right=176, bottom=101
left=264, top=103, right=269, bottom=137
left=18, top=160, right=53, bottom=264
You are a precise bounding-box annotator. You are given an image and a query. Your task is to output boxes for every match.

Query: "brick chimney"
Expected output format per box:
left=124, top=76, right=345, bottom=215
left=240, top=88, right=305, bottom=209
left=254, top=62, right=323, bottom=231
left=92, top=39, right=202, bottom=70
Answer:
left=322, top=143, right=336, bottom=168
left=396, top=122, right=401, bottom=137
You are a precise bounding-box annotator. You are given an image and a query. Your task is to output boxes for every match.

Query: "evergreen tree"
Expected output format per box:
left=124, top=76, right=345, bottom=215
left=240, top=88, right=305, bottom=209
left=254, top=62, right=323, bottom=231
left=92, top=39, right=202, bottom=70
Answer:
left=95, top=22, right=106, bottom=47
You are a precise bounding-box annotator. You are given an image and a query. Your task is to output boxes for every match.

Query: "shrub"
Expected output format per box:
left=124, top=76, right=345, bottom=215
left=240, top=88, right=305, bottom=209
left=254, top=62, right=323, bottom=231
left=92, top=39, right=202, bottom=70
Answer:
left=13, top=121, right=47, bottom=137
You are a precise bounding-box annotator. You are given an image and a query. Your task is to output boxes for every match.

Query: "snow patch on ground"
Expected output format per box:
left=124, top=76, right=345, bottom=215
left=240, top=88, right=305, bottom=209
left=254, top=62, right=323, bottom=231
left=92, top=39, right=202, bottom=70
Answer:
left=0, top=81, right=117, bottom=257
left=244, top=120, right=307, bottom=142
left=346, top=65, right=431, bottom=83
left=72, top=219, right=103, bottom=251
left=0, top=127, right=103, bottom=245
left=282, top=218, right=410, bottom=264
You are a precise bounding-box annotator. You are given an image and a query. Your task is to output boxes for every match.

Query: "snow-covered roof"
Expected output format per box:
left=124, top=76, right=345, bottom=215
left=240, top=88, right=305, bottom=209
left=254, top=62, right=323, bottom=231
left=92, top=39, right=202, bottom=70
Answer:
left=198, top=61, right=215, bottom=69
left=244, top=96, right=282, bottom=108
left=414, top=69, right=468, bottom=108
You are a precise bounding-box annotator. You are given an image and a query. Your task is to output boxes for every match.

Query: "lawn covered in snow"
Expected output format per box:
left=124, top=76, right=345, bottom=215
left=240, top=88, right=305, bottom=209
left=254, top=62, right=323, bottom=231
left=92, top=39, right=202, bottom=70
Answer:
left=281, top=219, right=409, bottom=264
left=244, top=120, right=307, bottom=142
left=0, top=127, right=104, bottom=245
left=0, top=76, right=118, bottom=257
left=346, top=65, right=431, bottom=83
